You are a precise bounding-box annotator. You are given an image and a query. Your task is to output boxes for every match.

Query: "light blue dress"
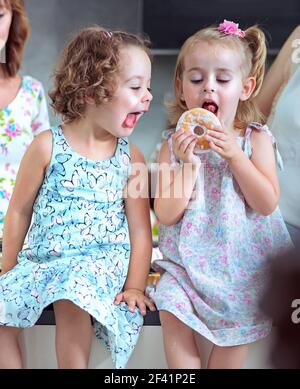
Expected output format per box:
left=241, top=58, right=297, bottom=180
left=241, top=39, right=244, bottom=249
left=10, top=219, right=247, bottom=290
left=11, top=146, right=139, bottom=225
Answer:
left=0, top=126, right=143, bottom=368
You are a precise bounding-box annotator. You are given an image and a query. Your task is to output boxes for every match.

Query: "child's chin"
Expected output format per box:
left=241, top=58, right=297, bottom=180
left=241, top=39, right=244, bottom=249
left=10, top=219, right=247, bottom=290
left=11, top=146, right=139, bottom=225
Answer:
left=116, top=127, right=134, bottom=137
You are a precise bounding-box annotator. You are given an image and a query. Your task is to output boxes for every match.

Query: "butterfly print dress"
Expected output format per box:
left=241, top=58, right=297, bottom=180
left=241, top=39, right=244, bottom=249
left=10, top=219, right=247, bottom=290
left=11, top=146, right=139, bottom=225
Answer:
left=0, top=126, right=143, bottom=368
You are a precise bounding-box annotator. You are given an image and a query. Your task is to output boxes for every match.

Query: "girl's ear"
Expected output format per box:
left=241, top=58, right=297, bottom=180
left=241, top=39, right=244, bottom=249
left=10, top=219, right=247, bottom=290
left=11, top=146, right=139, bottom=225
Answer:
left=85, top=96, right=95, bottom=105
left=240, top=77, right=256, bottom=101
left=176, top=77, right=185, bottom=102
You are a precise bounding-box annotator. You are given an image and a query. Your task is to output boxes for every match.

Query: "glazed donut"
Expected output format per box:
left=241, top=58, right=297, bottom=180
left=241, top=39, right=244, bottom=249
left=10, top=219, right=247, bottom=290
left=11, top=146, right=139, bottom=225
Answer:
left=176, top=108, right=221, bottom=153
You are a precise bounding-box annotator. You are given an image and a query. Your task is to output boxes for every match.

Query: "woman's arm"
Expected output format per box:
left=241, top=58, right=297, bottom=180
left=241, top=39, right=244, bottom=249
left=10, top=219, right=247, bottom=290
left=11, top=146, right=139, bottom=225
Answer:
left=256, top=25, right=300, bottom=118
left=114, top=144, right=155, bottom=315
left=154, top=138, right=200, bottom=226
left=1, top=131, right=52, bottom=274
left=229, top=131, right=280, bottom=216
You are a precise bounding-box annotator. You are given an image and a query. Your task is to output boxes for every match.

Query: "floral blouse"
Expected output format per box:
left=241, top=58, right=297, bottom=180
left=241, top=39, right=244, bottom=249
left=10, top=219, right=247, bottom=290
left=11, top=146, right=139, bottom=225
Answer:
left=0, top=76, right=50, bottom=236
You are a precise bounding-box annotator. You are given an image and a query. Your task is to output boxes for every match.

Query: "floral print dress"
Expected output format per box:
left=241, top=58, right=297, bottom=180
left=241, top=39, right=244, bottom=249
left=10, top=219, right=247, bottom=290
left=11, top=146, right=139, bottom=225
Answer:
left=0, top=76, right=49, bottom=236
left=152, top=123, right=293, bottom=346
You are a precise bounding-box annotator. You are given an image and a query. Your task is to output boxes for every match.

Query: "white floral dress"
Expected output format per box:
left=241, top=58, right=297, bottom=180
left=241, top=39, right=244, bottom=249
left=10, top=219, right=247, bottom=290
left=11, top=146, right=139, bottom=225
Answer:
left=0, top=76, right=49, bottom=236
left=152, top=123, right=293, bottom=346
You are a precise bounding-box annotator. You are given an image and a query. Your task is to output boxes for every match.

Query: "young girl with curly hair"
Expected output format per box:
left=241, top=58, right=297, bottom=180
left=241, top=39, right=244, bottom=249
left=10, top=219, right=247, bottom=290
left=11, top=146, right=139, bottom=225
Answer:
left=0, top=25, right=155, bottom=369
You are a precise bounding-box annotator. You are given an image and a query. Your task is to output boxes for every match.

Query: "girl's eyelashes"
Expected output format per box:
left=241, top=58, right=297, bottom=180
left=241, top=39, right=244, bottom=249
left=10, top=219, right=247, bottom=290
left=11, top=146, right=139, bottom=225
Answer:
left=130, top=86, right=152, bottom=92
left=190, top=78, right=230, bottom=84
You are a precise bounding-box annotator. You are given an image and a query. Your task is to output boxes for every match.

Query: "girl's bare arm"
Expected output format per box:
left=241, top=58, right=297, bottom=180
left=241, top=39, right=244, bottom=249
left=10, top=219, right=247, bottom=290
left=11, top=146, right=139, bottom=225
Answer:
left=1, top=131, right=52, bottom=274
left=229, top=131, right=280, bottom=216
left=154, top=140, right=200, bottom=226
left=123, top=144, right=152, bottom=292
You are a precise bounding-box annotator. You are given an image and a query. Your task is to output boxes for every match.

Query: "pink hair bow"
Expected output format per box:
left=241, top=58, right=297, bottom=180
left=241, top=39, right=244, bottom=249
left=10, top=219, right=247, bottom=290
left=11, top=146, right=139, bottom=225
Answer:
left=218, top=20, right=245, bottom=38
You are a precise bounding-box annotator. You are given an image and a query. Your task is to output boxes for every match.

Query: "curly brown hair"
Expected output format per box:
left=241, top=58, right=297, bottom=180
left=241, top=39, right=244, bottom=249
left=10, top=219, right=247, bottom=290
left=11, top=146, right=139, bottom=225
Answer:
left=49, top=26, right=152, bottom=122
left=168, top=24, right=267, bottom=130
left=0, top=0, right=30, bottom=77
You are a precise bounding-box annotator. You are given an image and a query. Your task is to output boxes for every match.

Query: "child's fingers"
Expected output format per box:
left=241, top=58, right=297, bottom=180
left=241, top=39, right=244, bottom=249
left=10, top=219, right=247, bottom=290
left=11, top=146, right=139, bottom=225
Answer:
left=209, top=140, right=223, bottom=154
left=171, top=130, right=185, bottom=145
left=186, top=137, right=198, bottom=153
left=172, top=128, right=183, bottom=137
left=172, top=128, right=185, bottom=140
left=172, top=135, right=189, bottom=152
left=137, top=301, right=147, bottom=316
left=210, top=123, right=225, bottom=134
left=114, top=293, right=123, bottom=305
left=207, top=130, right=226, bottom=140
left=145, top=298, right=156, bottom=312
left=173, top=130, right=195, bottom=145
left=127, top=299, right=137, bottom=313
left=178, top=135, right=197, bottom=154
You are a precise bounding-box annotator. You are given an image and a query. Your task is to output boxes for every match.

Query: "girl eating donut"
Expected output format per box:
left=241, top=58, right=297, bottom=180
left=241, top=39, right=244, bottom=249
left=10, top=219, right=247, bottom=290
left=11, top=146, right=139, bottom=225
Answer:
left=152, top=20, right=292, bottom=369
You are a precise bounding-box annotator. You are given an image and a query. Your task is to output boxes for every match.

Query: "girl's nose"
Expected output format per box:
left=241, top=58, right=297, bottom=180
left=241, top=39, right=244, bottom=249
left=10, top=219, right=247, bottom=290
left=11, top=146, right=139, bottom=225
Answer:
left=144, top=89, right=153, bottom=102
left=203, top=78, right=215, bottom=93
left=203, top=87, right=215, bottom=92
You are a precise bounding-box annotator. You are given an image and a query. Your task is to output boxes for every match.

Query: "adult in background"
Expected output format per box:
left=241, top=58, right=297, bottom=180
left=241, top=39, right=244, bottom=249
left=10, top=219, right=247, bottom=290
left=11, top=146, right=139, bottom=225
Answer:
left=0, top=0, right=49, bottom=237
left=256, top=25, right=300, bottom=243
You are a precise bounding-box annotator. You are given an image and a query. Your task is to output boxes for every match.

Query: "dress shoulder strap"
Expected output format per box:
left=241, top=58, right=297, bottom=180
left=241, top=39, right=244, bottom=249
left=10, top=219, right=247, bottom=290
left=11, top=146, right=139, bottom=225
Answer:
left=243, top=122, right=284, bottom=170
left=115, top=137, right=131, bottom=165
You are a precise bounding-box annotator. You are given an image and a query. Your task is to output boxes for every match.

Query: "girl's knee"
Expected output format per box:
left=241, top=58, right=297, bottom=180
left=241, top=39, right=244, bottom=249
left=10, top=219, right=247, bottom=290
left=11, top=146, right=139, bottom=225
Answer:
left=159, top=310, right=190, bottom=332
left=159, top=310, right=176, bottom=324
left=0, top=326, right=22, bottom=339
left=54, top=300, right=91, bottom=323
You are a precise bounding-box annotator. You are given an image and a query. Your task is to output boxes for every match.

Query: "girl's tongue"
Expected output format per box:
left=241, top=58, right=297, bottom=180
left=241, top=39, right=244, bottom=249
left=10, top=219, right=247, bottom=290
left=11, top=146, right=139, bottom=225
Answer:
left=123, top=113, right=137, bottom=128
left=202, top=102, right=218, bottom=115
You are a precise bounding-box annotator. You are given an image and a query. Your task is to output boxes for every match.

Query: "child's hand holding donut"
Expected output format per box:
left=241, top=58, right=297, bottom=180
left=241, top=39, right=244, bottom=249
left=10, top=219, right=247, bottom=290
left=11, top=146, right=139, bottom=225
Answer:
left=205, top=120, right=243, bottom=162
left=171, top=129, right=201, bottom=167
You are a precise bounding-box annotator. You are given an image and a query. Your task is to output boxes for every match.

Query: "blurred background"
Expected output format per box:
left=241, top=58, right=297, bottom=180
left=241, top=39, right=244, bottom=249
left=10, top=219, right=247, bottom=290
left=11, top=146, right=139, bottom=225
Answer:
left=23, top=0, right=300, bottom=162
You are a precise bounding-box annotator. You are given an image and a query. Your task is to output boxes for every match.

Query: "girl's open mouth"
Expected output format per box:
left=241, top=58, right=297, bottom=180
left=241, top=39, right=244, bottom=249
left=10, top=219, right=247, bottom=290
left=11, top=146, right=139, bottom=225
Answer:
left=123, top=112, right=144, bottom=128
left=202, top=101, right=218, bottom=116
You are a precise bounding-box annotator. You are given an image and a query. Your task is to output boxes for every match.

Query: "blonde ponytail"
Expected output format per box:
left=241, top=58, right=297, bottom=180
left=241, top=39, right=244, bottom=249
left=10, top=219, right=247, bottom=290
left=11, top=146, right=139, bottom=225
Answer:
left=235, top=25, right=267, bottom=129
left=244, top=26, right=267, bottom=98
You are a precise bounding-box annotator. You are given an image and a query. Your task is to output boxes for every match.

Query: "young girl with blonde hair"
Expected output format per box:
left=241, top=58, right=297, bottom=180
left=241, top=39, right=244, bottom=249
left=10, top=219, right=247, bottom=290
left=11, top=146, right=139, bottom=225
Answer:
left=153, top=20, right=292, bottom=369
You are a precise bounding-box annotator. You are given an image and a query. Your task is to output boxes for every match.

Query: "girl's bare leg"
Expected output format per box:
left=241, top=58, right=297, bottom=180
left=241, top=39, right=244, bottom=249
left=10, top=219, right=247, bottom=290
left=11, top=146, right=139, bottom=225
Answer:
left=160, top=310, right=201, bottom=369
left=54, top=300, right=93, bottom=369
left=0, top=327, right=23, bottom=368
left=208, top=344, right=248, bottom=369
